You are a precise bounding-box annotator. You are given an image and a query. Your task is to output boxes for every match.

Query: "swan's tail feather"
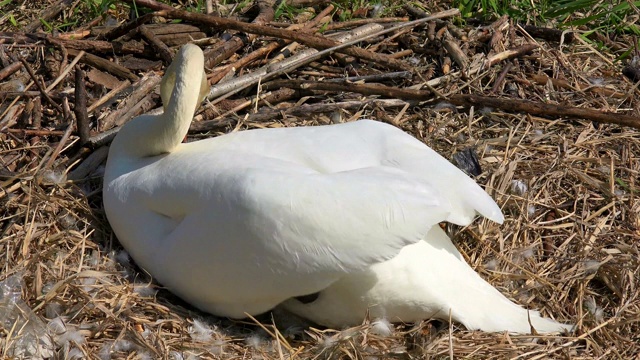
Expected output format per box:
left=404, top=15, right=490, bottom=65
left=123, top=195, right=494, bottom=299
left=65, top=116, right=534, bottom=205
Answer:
left=452, top=297, right=573, bottom=334
left=426, top=227, right=573, bottom=334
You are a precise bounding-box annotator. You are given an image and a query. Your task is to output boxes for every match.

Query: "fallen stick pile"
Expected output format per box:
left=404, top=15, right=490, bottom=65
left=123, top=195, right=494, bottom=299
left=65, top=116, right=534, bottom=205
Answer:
left=0, top=0, right=638, bottom=178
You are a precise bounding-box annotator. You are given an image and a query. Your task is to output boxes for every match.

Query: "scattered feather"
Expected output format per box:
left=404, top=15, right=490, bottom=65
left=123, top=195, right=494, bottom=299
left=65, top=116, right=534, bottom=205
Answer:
left=319, top=335, right=338, bottom=349
left=434, top=101, right=456, bottom=112
left=47, top=317, right=67, bottom=335
left=522, top=248, right=534, bottom=259
left=510, top=180, right=528, bottom=195
left=245, top=333, right=264, bottom=349
left=527, top=204, right=536, bottom=216
left=189, top=318, right=215, bottom=342
left=584, top=297, right=604, bottom=322
left=370, top=318, right=393, bottom=337
left=113, top=339, right=137, bottom=352
left=584, top=259, right=601, bottom=274
left=484, top=259, right=498, bottom=271
left=114, top=250, right=131, bottom=266
left=479, top=106, right=493, bottom=115
left=371, top=3, right=384, bottom=17
left=209, top=339, right=226, bottom=355
left=40, top=169, right=67, bottom=185
left=67, top=348, right=84, bottom=359
left=133, top=283, right=157, bottom=298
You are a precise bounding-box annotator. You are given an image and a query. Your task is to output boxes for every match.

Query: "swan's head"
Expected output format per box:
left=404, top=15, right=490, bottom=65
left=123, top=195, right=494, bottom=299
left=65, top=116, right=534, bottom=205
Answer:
left=160, top=44, right=210, bottom=113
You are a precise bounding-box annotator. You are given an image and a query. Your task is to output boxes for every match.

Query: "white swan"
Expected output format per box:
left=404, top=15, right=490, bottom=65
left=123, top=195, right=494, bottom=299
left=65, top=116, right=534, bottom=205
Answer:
left=103, top=44, right=572, bottom=333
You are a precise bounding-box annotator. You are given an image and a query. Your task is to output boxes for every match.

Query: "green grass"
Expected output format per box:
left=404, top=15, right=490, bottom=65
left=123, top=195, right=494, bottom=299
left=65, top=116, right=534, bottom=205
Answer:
left=454, top=0, right=640, bottom=36
left=547, top=0, right=640, bottom=35
left=455, top=0, right=551, bottom=22
left=83, top=0, right=117, bottom=17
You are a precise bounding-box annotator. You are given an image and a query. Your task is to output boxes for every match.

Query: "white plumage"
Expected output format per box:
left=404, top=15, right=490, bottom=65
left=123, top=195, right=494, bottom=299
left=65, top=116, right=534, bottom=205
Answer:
left=103, top=44, right=572, bottom=333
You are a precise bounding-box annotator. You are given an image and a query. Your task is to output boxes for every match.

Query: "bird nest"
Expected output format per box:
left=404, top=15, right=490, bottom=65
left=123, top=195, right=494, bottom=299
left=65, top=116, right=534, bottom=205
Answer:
left=0, top=0, right=639, bottom=358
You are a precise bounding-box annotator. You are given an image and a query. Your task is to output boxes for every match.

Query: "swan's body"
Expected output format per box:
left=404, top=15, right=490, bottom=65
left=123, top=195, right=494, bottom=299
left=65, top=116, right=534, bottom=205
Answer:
left=103, top=44, right=571, bottom=333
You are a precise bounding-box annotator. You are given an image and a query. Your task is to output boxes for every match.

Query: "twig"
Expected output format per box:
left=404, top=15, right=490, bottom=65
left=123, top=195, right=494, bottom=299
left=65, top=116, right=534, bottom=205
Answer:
left=18, top=57, right=63, bottom=114
left=0, top=103, right=21, bottom=131
left=205, top=10, right=459, bottom=101
left=88, top=127, right=118, bottom=148
left=0, top=62, right=22, bottom=82
left=262, top=79, right=432, bottom=100
left=518, top=24, right=574, bottom=43
left=32, top=96, right=42, bottom=128
left=67, top=49, right=139, bottom=82
left=98, top=13, right=156, bottom=41
left=265, top=4, right=334, bottom=65
left=491, top=62, right=512, bottom=94
left=518, top=317, right=616, bottom=360
left=196, top=88, right=314, bottom=121
left=0, top=91, right=42, bottom=99
left=138, top=25, right=173, bottom=65
left=100, top=73, right=162, bottom=130
left=122, top=0, right=173, bottom=11
left=204, top=0, right=276, bottom=69
left=326, top=71, right=413, bottom=83
left=5, top=128, right=66, bottom=136
left=485, top=44, right=538, bottom=68
left=448, top=94, right=640, bottom=130
left=67, top=146, right=109, bottom=181
left=324, top=17, right=409, bottom=31
left=43, top=122, right=74, bottom=170
left=442, top=31, right=468, bottom=70
left=46, top=50, right=85, bottom=92
left=191, top=99, right=411, bottom=131
left=18, top=97, right=35, bottom=127
left=205, top=0, right=214, bottom=14
left=87, top=80, right=132, bottom=114
left=46, top=36, right=149, bottom=56
left=74, top=65, right=90, bottom=146
left=529, top=73, right=626, bottom=99
left=206, top=24, right=385, bottom=101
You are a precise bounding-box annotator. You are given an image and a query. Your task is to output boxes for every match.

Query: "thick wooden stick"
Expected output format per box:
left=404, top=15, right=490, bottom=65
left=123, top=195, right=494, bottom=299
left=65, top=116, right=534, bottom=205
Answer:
left=448, top=94, right=640, bottom=129
left=262, top=79, right=433, bottom=99
left=0, top=62, right=22, bottom=82
left=265, top=80, right=640, bottom=129
left=74, top=66, right=90, bottom=146
left=67, top=49, right=139, bottom=82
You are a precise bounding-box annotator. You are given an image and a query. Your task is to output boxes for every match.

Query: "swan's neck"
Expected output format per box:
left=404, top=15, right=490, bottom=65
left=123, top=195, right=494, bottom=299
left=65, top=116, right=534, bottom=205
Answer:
left=112, top=45, right=206, bottom=158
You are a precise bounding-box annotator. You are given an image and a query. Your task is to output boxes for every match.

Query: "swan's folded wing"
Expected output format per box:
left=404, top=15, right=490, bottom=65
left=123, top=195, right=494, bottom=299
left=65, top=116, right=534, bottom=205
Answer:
left=215, top=165, right=451, bottom=274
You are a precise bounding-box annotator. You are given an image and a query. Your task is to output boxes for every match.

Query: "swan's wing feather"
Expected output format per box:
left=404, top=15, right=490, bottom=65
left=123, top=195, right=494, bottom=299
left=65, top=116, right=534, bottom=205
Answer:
left=343, top=120, right=504, bottom=225
left=142, top=162, right=450, bottom=275
left=232, top=166, right=450, bottom=273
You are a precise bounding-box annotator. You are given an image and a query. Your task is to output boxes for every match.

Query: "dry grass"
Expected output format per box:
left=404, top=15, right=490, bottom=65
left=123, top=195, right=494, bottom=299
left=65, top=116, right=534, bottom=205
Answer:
left=1, top=0, right=640, bottom=359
